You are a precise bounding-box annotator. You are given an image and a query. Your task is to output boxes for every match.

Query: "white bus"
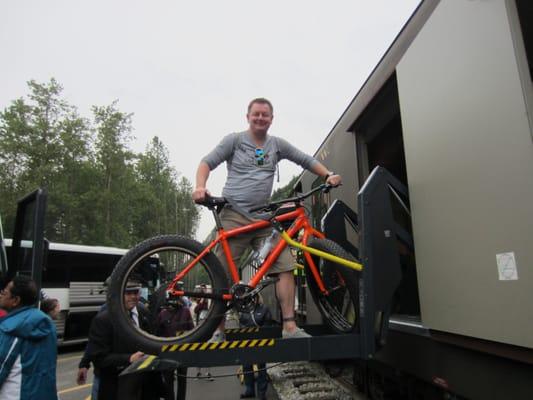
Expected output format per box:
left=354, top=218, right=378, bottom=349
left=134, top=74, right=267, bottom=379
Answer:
left=4, top=240, right=159, bottom=345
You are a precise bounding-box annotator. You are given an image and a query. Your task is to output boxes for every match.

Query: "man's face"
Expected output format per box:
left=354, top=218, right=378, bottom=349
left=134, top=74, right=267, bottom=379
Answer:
left=124, top=289, right=140, bottom=310
left=0, top=282, right=20, bottom=311
left=247, top=103, right=273, bottom=136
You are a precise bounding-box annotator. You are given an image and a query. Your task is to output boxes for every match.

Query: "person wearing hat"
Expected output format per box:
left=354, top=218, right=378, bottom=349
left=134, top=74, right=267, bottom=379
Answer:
left=87, top=279, right=159, bottom=400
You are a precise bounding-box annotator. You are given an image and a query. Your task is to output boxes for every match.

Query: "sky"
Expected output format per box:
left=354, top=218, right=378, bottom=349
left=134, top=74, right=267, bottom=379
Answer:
left=1, top=0, right=420, bottom=241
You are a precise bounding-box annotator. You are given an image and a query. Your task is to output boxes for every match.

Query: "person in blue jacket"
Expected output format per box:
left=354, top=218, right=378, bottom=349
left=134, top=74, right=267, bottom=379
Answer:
left=0, top=275, right=58, bottom=400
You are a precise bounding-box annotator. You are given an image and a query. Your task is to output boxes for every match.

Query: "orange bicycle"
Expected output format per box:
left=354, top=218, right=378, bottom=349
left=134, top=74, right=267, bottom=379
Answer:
left=108, top=184, right=362, bottom=353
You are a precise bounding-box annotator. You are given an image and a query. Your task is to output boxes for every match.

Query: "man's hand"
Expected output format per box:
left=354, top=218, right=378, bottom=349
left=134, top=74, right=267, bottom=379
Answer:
left=129, top=351, right=145, bottom=363
left=326, top=174, right=342, bottom=187
left=76, top=367, right=88, bottom=385
left=192, top=187, right=210, bottom=203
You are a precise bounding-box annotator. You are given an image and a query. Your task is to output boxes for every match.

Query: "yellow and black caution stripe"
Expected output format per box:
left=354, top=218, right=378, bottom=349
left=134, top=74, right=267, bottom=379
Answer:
left=161, top=338, right=275, bottom=353
left=137, top=355, right=157, bottom=370
left=224, top=327, right=260, bottom=334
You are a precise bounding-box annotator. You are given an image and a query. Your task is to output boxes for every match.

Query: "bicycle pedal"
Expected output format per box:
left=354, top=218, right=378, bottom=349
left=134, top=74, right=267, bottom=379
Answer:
left=261, top=277, right=280, bottom=286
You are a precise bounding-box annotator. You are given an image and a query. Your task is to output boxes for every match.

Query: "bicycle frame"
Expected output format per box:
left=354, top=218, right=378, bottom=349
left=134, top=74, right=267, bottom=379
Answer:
left=168, top=204, right=362, bottom=301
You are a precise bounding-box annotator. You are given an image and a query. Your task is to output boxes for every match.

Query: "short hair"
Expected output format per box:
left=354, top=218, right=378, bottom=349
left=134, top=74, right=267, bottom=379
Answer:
left=40, top=298, right=59, bottom=315
left=247, top=98, right=273, bottom=115
left=11, top=275, right=38, bottom=306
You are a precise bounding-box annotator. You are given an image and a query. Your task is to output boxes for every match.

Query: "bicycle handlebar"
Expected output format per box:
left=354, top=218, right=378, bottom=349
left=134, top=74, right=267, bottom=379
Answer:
left=196, top=184, right=338, bottom=213
left=248, top=183, right=338, bottom=214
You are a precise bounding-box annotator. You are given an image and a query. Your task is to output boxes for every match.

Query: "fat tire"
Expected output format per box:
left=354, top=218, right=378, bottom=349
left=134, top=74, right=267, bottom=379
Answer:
left=304, top=238, right=360, bottom=333
left=107, top=234, right=228, bottom=354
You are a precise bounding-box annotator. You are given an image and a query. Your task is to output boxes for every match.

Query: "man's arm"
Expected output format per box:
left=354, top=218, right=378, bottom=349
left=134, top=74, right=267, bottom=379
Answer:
left=278, top=137, right=342, bottom=186
left=78, top=342, right=92, bottom=369
left=192, top=133, right=236, bottom=202
left=192, top=161, right=211, bottom=202
left=309, top=162, right=342, bottom=186
left=76, top=342, right=92, bottom=385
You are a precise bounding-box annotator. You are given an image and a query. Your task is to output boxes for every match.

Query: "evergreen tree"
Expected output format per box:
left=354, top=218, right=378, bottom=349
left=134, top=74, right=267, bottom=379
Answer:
left=0, top=79, right=199, bottom=248
left=0, top=78, right=89, bottom=239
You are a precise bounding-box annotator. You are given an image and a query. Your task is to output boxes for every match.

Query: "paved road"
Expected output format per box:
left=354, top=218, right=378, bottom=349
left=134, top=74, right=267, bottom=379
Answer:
left=57, top=346, right=93, bottom=400
left=56, top=345, right=279, bottom=400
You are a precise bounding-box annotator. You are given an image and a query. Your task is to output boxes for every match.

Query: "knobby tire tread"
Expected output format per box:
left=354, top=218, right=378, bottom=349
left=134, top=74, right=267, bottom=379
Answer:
left=107, top=234, right=228, bottom=354
left=304, top=238, right=360, bottom=334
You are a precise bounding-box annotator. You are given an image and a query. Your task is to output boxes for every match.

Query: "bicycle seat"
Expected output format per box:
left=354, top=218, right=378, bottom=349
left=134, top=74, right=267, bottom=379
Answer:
left=196, top=196, right=228, bottom=209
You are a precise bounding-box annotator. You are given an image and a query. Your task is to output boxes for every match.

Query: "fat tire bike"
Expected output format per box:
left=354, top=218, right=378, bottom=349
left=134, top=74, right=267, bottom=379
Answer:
left=107, top=184, right=363, bottom=353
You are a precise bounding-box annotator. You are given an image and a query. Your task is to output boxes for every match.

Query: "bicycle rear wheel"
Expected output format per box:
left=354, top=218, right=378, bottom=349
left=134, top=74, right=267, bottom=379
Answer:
left=304, top=238, right=360, bottom=333
left=107, top=235, right=229, bottom=354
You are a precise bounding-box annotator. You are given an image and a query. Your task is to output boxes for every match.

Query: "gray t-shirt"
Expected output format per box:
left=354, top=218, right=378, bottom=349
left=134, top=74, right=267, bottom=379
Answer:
left=202, top=131, right=318, bottom=218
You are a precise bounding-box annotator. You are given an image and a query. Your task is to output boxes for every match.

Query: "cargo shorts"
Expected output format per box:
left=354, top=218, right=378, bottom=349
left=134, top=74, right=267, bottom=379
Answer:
left=215, top=207, right=295, bottom=275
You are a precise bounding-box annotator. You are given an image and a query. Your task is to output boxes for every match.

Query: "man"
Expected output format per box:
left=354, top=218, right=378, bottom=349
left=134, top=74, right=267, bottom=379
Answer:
left=0, top=275, right=58, bottom=400
left=87, top=280, right=160, bottom=400
left=192, top=98, right=342, bottom=337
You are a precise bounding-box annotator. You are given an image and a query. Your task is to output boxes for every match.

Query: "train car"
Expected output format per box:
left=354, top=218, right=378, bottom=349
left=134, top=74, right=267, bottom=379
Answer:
left=297, top=1, right=533, bottom=398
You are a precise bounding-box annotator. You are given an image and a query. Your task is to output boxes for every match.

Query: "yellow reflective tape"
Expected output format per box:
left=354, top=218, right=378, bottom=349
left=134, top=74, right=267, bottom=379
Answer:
left=258, top=339, right=268, bottom=347
left=229, top=341, right=240, bottom=349
left=220, top=341, right=230, bottom=349
left=268, top=339, right=274, bottom=346
left=179, top=343, right=190, bottom=352
left=161, top=345, right=169, bottom=352
left=239, top=340, right=250, bottom=348
left=189, top=343, right=200, bottom=351
left=138, top=355, right=156, bottom=370
left=249, top=339, right=259, bottom=347
left=209, top=342, right=219, bottom=350
left=200, top=342, right=210, bottom=350
left=170, top=345, right=179, bottom=352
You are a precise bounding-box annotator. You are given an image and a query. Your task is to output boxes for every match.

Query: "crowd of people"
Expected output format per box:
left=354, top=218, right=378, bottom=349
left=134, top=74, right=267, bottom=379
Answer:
left=0, top=97, right=341, bottom=399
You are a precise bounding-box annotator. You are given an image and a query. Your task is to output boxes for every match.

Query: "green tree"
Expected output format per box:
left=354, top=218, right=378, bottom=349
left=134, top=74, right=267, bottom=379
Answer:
left=271, top=175, right=299, bottom=201
left=134, top=137, right=199, bottom=241
left=0, top=78, right=89, bottom=239
left=1, top=79, right=199, bottom=248
left=90, top=101, right=135, bottom=246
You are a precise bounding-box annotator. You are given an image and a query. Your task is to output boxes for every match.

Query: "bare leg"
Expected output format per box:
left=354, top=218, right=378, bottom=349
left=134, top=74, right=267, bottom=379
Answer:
left=276, top=271, right=297, bottom=333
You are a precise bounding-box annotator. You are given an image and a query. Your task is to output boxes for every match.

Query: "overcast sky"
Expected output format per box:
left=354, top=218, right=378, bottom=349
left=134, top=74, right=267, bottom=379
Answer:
left=1, top=0, right=419, bottom=241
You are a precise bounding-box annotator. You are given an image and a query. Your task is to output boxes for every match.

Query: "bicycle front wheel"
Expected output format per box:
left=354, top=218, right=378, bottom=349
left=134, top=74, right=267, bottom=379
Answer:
left=304, top=238, right=360, bottom=334
left=107, top=235, right=229, bottom=354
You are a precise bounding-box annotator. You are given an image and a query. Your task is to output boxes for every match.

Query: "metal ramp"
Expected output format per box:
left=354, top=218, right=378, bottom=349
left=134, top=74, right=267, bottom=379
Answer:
left=123, top=326, right=361, bottom=374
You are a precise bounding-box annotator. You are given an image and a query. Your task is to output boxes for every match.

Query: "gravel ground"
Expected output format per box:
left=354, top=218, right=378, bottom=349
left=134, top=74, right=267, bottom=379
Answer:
left=268, top=361, right=366, bottom=400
